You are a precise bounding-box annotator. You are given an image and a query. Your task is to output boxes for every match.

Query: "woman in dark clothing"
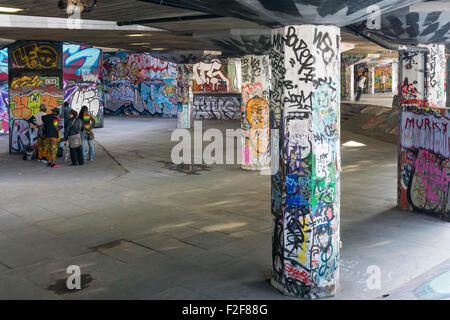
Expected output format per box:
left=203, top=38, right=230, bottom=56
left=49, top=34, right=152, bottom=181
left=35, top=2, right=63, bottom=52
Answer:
left=67, top=109, right=84, bottom=166
left=42, top=108, right=62, bottom=168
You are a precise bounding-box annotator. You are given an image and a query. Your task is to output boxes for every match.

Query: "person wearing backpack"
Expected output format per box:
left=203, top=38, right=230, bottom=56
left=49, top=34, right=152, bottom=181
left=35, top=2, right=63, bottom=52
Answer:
left=66, top=109, right=84, bottom=166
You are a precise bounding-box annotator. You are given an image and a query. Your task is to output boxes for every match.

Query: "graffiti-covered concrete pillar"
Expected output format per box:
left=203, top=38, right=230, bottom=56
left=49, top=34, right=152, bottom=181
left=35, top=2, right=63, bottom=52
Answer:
left=369, top=67, right=375, bottom=94
left=398, top=44, right=449, bottom=221
left=8, top=41, right=63, bottom=153
left=270, top=25, right=341, bottom=298
left=344, top=64, right=354, bottom=100
left=241, top=54, right=271, bottom=170
left=177, top=64, right=193, bottom=128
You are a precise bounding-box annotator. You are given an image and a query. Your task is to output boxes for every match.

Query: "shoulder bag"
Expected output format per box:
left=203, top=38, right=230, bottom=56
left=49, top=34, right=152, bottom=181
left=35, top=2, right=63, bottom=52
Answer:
left=68, top=119, right=82, bottom=148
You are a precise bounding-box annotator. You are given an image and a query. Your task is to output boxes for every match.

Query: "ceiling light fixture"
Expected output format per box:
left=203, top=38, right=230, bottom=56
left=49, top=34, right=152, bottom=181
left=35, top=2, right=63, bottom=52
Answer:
left=151, top=48, right=167, bottom=51
left=127, top=34, right=149, bottom=37
left=0, top=6, right=24, bottom=13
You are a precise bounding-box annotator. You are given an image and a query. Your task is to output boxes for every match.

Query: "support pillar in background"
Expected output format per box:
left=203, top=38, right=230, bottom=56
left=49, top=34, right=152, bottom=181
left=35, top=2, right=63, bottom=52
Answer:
left=369, top=67, right=375, bottom=94
left=398, top=44, right=449, bottom=221
left=176, top=64, right=193, bottom=129
left=270, top=25, right=341, bottom=298
left=241, top=54, right=271, bottom=170
left=346, top=64, right=354, bottom=100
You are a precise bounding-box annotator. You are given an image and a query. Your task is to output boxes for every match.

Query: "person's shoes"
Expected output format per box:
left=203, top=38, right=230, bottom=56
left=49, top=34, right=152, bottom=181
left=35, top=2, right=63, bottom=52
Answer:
left=89, top=158, right=93, bottom=161
left=51, top=164, right=60, bottom=168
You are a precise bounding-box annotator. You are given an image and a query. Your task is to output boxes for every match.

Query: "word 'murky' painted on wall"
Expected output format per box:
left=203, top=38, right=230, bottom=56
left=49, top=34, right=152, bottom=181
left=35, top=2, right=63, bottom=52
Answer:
left=103, top=52, right=177, bottom=117
left=399, top=108, right=450, bottom=220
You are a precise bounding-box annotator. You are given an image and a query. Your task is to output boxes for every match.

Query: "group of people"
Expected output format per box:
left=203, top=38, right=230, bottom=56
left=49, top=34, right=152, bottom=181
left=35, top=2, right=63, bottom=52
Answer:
left=29, top=102, right=96, bottom=168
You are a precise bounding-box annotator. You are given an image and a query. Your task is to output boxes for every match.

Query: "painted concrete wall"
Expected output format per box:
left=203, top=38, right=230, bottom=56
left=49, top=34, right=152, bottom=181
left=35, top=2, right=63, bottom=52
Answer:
left=270, top=25, right=340, bottom=298
left=103, top=52, right=177, bottom=118
left=240, top=54, right=270, bottom=170
left=192, top=58, right=241, bottom=120
left=8, top=41, right=64, bottom=153
left=0, top=48, right=7, bottom=135
left=63, top=44, right=104, bottom=127
left=176, top=64, right=193, bottom=128
left=398, top=45, right=449, bottom=221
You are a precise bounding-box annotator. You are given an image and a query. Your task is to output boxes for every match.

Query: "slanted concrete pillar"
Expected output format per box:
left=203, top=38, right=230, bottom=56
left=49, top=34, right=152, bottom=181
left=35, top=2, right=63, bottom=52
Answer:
left=398, top=44, right=449, bottom=221
left=270, top=25, right=341, bottom=298
left=176, top=64, right=193, bottom=128
left=240, top=54, right=271, bottom=170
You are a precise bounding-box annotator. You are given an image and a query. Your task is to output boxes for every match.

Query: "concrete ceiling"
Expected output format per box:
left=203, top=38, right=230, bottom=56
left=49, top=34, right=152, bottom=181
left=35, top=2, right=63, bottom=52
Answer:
left=0, top=0, right=445, bottom=58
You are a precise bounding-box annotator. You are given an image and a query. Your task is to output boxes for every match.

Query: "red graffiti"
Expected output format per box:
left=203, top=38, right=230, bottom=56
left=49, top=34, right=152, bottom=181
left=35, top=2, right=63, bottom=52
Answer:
left=283, top=262, right=313, bottom=285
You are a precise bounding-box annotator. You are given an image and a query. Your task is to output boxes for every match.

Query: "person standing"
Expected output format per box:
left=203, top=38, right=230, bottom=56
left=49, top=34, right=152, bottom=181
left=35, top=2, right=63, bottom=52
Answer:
left=28, top=104, right=47, bottom=162
left=380, top=72, right=386, bottom=93
left=67, top=109, right=84, bottom=166
left=79, top=106, right=96, bottom=161
left=42, top=108, right=62, bottom=168
left=355, top=73, right=366, bottom=101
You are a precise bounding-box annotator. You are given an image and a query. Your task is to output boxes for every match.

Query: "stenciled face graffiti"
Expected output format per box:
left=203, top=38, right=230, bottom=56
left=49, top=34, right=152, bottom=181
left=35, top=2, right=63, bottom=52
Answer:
left=103, top=52, right=177, bottom=118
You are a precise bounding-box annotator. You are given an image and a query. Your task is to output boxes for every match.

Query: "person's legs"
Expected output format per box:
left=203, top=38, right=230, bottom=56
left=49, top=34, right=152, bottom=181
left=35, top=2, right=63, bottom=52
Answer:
left=88, top=138, right=94, bottom=160
left=69, top=147, right=77, bottom=165
left=48, top=138, right=59, bottom=167
left=355, top=87, right=362, bottom=101
left=76, top=146, right=84, bottom=165
left=80, top=132, right=87, bottom=160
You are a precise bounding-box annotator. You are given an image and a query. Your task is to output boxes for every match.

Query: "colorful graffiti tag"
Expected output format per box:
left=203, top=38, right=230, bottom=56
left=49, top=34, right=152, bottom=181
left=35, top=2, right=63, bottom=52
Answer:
left=63, top=43, right=103, bottom=82
left=374, top=65, right=392, bottom=92
left=240, top=54, right=270, bottom=170
left=103, top=52, right=177, bottom=117
left=0, top=82, right=8, bottom=134
left=270, top=25, right=340, bottom=299
left=64, top=81, right=104, bottom=126
left=8, top=41, right=63, bottom=153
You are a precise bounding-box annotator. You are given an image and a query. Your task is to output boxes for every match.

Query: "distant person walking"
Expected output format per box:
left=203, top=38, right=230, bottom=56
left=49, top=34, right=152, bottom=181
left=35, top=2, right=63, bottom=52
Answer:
left=66, top=109, right=84, bottom=166
left=380, top=73, right=386, bottom=93
left=79, top=106, right=95, bottom=161
left=355, top=74, right=366, bottom=101
left=42, top=108, right=62, bottom=168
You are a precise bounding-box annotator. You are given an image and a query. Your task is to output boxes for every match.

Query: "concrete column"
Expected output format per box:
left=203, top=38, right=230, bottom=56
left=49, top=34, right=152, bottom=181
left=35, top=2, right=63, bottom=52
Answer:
left=391, top=62, right=398, bottom=94
left=240, top=54, right=271, bottom=170
left=369, top=67, right=375, bottom=94
left=270, top=25, right=341, bottom=298
left=176, top=64, right=193, bottom=129
left=398, top=44, right=449, bottom=220
left=346, top=64, right=354, bottom=100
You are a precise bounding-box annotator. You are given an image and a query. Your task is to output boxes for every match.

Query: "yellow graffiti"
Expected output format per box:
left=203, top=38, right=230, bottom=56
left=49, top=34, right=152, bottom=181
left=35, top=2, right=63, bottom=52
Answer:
left=298, top=215, right=310, bottom=265
left=11, top=75, right=43, bottom=89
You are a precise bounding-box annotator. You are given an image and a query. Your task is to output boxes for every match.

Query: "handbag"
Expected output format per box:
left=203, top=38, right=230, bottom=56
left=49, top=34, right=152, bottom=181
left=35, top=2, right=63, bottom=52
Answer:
left=88, top=131, right=94, bottom=140
left=68, top=119, right=82, bottom=148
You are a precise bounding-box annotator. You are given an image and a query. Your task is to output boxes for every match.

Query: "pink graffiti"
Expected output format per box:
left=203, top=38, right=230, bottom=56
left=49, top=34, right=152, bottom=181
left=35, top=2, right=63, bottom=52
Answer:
left=126, top=54, right=168, bottom=71
left=111, top=85, right=134, bottom=103
left=415, top=150, right=450, bottom=202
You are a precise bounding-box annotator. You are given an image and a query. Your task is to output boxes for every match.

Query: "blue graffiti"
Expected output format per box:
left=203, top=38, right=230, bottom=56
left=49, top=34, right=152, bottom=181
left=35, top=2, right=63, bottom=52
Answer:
left=63, top=44, right=101, bottom=76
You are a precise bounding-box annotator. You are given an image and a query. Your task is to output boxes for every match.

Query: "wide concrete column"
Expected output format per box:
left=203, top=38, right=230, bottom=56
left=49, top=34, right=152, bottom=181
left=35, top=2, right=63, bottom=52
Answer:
left=240, top=54, right=271, bottom=170
left=176, top=64, right=193, bottom=128
left=270, top=25, right=341, bottom=298
left=398, top=44, right=449, bottom=220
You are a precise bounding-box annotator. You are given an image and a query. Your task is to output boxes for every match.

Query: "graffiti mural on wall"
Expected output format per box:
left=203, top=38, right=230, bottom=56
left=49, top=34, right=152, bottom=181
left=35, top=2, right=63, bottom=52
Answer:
left=374, top=65, right=392, bottom=92
left=176, top=64, right=193, bottom=128
left=192, top=59, right=231, bottom=93
left=270, top=25, right=340, bottom=299
left=8, top=41, right=63, bottom=153
left=103, top=52, right=177, bottom=117
left=63, top=43, right=103, bottom=82
left=241, top=54, right=270, bottom=170
left=64, top=81, right=104, bottom=126
left=0, top=82, right=8, bottom=134
left=399, top=108, right=450, bottom=219
left=193, top=95, right=241, bottom=120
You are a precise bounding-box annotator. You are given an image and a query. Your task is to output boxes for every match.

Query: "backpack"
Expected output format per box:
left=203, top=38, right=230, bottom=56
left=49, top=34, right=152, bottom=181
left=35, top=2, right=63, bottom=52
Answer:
left=23, top=145, right=35, bottom=161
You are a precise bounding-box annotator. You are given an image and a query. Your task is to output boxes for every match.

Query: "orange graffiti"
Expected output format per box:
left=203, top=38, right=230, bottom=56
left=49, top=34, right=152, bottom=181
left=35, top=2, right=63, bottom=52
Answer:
left=11, top=75, right=43, bottom=89
left=10, top=92, right=61, bottom=119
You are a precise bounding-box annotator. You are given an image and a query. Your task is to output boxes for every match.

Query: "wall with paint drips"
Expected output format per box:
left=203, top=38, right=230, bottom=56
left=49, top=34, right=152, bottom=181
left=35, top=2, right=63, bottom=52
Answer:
left=103, top=52, right=177, bottom=118
left=398, top=45, right=449, bottom=221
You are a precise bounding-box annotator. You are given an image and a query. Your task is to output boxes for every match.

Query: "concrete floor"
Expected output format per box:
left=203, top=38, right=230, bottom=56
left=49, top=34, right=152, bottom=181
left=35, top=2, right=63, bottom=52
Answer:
left=342, top=92, right=395, bottom=108
left=0, top=116, right=449, bottom=300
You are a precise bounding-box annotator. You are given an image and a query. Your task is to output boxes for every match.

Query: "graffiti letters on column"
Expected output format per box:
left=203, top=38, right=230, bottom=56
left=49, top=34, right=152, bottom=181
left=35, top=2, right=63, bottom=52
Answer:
left=270, top=26, right=340, bottom=298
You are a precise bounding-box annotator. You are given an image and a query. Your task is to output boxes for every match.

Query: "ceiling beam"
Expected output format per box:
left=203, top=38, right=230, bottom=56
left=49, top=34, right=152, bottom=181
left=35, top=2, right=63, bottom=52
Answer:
left=117, top=14, right=223, bottom=26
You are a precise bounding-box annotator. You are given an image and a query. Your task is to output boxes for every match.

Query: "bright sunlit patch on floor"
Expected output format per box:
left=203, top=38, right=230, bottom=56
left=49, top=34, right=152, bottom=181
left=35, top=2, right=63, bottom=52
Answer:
left=343, top=140, right=367, bottom=147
